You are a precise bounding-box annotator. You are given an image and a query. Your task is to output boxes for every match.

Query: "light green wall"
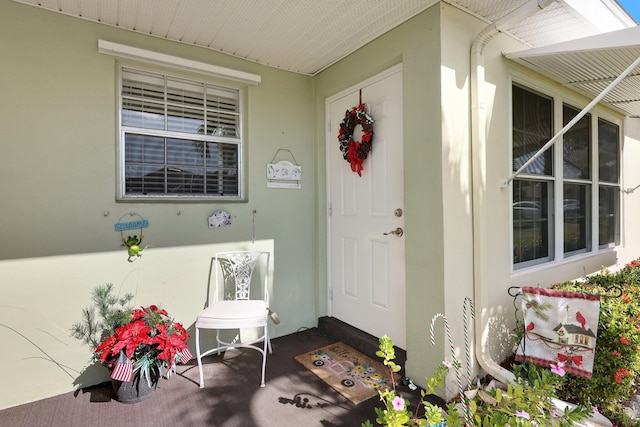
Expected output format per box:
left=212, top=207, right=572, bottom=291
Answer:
left=0, top=1, right=317, bottom=409
left=0, top=2, right=314, bottom=261
left=314, top=4, right=447, bottom=389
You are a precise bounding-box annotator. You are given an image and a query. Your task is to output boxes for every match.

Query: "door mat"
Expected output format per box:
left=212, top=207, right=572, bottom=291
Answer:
left=294, top=342, right=398, bottom=405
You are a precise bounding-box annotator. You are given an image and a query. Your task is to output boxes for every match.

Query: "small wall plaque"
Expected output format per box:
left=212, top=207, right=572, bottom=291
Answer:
left=208, top=210, right=232, bottom=228
left=267, top=149, right=301, bottom=189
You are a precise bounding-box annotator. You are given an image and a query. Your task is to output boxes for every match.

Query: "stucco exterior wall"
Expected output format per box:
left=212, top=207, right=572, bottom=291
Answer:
left=314, top=4, right=446, bottom=391
left=440, top=1, right=640, bottom=386
left=0, top=1, right=316, bottom=409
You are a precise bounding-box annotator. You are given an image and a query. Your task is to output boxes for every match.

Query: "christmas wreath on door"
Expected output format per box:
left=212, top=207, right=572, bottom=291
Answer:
left=337, top=103, right=374, bottom=176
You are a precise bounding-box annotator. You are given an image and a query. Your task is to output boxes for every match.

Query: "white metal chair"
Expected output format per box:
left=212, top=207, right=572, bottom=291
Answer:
left=195, top=251, right=272, bottom=388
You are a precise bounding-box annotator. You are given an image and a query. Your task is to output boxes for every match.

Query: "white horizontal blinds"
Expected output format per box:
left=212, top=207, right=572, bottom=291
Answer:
left=122, top=69, right=165, bottom=130
left=167, top=77, right=205, bottom=133
left=124, top=134, right=165, bottom=194
left=205, top=142, right=239, bottom=195
left=206, top=86, right=240, bottom=137
left=121, top=67, right=241, bottom=198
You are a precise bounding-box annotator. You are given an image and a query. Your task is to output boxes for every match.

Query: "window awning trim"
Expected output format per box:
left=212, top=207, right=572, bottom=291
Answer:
left=98, top=40, right=261, bottom=85
left=503, top=31, right=640, bottom=187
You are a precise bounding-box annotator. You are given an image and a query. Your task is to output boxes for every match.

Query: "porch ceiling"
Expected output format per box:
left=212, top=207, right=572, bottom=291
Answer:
left=506, top=26, right=640, bottom=118
left=9, top=0, right=623, bottom=76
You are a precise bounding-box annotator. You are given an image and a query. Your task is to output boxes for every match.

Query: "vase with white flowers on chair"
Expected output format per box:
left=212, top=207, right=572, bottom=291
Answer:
left=71, top=283, right=193, bottom=403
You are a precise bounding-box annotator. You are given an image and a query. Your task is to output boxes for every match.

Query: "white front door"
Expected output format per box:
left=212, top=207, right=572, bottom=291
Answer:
left=327, top=65, right=406, bottom=348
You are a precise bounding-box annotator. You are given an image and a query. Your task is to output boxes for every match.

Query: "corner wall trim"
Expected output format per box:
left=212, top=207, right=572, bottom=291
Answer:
left=97, top=40, right=261, bottom=85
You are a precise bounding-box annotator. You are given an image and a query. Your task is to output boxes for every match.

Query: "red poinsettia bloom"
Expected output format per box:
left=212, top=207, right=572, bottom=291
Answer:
left=95, top=335, right=119, bottom=364
left=149, top=305, right=168, bottom=316
left=131, top=308, right=146, bottom=321
left=152, top=324, right=189, bottom=369
left=112, top=320, right=153, bottom=359
left=94, top=305, right=191, bottom=376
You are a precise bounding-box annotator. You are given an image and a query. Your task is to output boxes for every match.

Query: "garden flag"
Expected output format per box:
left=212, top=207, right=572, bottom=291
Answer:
left=515, top=286, right=600, bottom=378
left=111, top=351, right=133, bottom=382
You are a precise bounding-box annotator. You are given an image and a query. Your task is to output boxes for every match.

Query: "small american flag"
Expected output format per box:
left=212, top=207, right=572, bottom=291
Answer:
left=180, top=347, right=193, bottom=364
left=111, top=351, right=133, bottom=382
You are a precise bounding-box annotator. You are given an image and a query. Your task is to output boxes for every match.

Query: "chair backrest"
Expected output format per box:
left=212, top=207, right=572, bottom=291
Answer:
left=213, top=251, right=270, bottom=303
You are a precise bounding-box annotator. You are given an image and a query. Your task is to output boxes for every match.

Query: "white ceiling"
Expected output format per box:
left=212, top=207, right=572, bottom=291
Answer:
left=9, top=0, right=631, bottom=75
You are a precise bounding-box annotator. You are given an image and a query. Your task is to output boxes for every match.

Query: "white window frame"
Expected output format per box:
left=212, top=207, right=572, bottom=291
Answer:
left=116, top=65, right=245, bottom=202
left=511, top=79, right=622, bottom=271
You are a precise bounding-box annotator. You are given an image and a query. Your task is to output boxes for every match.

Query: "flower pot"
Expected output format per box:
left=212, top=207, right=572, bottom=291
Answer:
left=111, top=373, right=159, bottom=403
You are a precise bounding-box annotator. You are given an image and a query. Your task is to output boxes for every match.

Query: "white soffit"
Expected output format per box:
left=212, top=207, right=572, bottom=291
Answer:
left=506, top=26, right=640, bottom=117
left=9, top=0, right=437, bottom=76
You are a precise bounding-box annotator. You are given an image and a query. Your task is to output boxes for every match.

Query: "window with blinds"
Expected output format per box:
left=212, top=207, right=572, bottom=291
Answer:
left=118, top=67, right=242, bottom=200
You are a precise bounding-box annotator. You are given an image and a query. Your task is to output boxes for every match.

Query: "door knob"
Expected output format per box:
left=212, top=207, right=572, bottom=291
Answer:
left=383, top=227, right=404, bottom=237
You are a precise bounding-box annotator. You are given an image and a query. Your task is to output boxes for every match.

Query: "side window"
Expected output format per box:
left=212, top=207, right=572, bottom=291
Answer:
left=598, top=118, right=620, bottom=247
left=562, top=104, right=591, bottom=256
left=512, top=84, right=621, bottom=269
left=512, top=85, right=554, bottom=266
left=118, top=67, right=242, bottom=200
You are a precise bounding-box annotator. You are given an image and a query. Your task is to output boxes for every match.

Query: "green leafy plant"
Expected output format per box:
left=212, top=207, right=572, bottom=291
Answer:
left=70, top=283, right=134, bottom=350
left=364, top=335, right=591, bottom=427
left=552, top=259, right=640, bottom=426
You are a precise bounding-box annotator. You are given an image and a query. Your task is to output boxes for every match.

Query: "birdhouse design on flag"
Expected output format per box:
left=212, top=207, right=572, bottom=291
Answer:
left=553, top=308, right=596, bottom=348
left=516, top=287, right=600, bottom=378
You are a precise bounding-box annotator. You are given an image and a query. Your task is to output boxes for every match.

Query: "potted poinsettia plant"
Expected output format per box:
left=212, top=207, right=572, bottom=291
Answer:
left=71, top=283, right=192, bottom=402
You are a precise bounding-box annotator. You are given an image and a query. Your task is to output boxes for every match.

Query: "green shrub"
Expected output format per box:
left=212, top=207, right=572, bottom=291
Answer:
left=552, top=259, right=640, bottom=425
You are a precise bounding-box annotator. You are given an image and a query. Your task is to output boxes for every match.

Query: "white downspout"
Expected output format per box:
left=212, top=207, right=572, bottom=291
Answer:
left=470, top=0, right=554, bottom=385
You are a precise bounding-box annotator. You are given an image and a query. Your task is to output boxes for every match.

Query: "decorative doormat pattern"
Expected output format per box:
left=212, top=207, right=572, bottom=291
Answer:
left=294, top=342, right=398, bottom=405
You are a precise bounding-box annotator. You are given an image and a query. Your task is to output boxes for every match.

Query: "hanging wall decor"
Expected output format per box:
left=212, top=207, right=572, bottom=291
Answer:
left=267, top=149, right=302, bottom=189
left=115, top=212, right=149, bottom=262
left=208, top=210, right=232, bottom=228
left=337, top=103, right=374, bottom=176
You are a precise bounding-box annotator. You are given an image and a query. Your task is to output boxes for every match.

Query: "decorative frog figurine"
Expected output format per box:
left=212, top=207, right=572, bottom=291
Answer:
left=122, top=234, right=144, bottom=262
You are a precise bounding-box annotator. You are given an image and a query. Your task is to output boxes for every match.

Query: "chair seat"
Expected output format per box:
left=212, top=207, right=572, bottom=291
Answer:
left=196, top=251, right=272, bottom=388
left=196, top=300, right=268, bottom=329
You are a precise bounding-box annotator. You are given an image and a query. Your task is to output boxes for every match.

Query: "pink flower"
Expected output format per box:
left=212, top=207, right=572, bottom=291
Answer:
left=620, top=336, right=630, bottom=345
left=515, top=410, right=530, bottom=419
left=592, top=406, right=599, bottom=414
left=391, top=396, right=405, bottom=411
left=550, top=361, right=566, bottom=377
left=442, top=360, right=452, bottom=368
